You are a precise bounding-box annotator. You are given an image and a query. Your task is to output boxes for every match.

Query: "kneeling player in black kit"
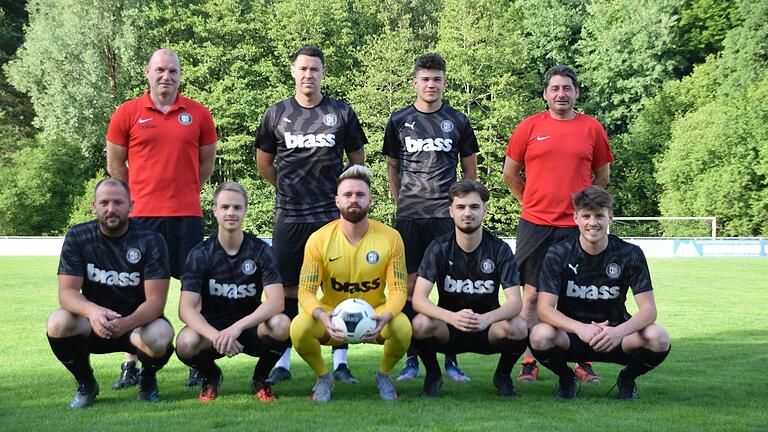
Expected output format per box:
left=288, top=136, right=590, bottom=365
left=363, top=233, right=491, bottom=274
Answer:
left=176, top=182, right=290, bottom=402
left=46, top=178, right=175, bottom=408
left=530, top=186, right=671, bottom=400
left=412, top=180, right=528, bottom=397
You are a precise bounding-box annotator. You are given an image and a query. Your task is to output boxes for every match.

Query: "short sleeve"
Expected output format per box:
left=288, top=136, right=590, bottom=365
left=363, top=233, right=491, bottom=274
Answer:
left=254, top=107, right=277, bottom=154
left=343, top=108, right=367, bottom=153
left=628, top=247, right=653, bottom=295
left=258, top=243, right=283, bottom=287
left=457, top=118, right=479, bottom=158
left=198, top=106, right=218, bottom=147
left=417, top=239, right=446, bottom=284
left=105, top=104, right=130, bottom=147
left=382, top=116, right=400, bottom=158
left=181, top=245, right=205, bottom=293
left=537, top=246, right=564, bottom=295
left=57, top=229, right=85, bottom=277
left=505, top=119, right=530, bottom=163
left=496, top=242, right=521, bottom=289
left=144, top=233, right=170, bottom=280
left=590, top=120, right=613, bottom=169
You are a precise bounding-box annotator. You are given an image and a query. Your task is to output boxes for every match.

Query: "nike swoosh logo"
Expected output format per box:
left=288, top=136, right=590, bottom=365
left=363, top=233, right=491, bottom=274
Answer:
left=536, top=135, right=550, bottom=141
left=283, top=117, right=292, bottom=123
left=138, top=118, right=153, bottom=124
left=329, top=256, right=342, bottom=262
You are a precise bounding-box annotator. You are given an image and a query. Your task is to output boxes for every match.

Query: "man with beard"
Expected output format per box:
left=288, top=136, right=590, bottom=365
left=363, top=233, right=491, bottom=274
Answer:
left=46, top=178, right=174, bottom=408
left=289, top=165, right=411, bottom=402
left=411, top=180, right=528, bottom=397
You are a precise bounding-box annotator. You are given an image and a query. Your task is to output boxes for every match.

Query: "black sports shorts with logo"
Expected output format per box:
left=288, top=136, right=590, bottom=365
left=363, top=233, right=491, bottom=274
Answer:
left=396, top=217, right=454, bottom=273
left=272, top=220, right=329, bottom=288
left=563, top=332, right=631, bottom=365
left=132, top=216, right=203, bottom=280
left=514, top=218, right=578, bottom=287
left=86, top=316, right=171, bottom=354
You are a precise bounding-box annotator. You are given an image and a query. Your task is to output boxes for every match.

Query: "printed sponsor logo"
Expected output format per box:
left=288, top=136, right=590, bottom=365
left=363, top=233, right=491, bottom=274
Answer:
left=330, top=277, right=381, bottom=294
left=565, top=280, right=620, bottom=300
left=443, top=275, right=495, bottom=294
left=208, top=279, right=257, bottom=298
left=284, top=132, right=336, bottom=148
left=404, top=136, right=452, bottom=152
left=87, top=263, right=140, bottom=287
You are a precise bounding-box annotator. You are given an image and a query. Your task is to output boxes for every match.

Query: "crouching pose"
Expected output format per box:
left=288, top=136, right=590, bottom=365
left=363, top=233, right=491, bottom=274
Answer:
left=175, top=182, right=290, bottom=402
left=47, top=178, right=174, bottom=408
left=290, top=165, right=412, bottom=402
left=530, top=186, right=671, bottom=400
left=412, top=180, right=528, bottom=397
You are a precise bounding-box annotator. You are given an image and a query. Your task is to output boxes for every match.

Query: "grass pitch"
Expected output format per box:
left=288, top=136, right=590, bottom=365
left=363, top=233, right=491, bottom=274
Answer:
left=0, top=257, right=766, bottom=431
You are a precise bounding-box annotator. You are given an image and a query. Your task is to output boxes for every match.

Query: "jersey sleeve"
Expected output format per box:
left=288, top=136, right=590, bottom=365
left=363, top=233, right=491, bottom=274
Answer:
left=416, top=239, right=445, bottom=284
left=628, top=247, right=653, bottom=295
left=383, top=232, right=408, bottom=316
left=343, top=108, right=367, bottom=153
left=297, top=234, right=326, bottom=314
left=57, top=229, right=85, bottom=277
left=381, top=116, right=400, bottom=158
left=590, top=120, right=613, bottom=169
left=497, top=241, right=521, bottom=289
left=258, top=243, right=283, bottom=287
left=254, top=107, right=277, bottom=154
left=144, top=233, right=171, bottom=280
left=505, top=119, right=530, bottom=163
left=105, top=104, right=130, bottom=147
left=198, top=106, right=218, bottom=147
left=180, top=245, right=205, bottom=293
left=457, top=117, right=479, bottom=158
left=537, top=246, right=564, bottom=296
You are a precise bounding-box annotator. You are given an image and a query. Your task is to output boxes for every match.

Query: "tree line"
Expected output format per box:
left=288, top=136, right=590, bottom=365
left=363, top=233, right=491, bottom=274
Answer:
left=0, top=0, right=765, bottom=237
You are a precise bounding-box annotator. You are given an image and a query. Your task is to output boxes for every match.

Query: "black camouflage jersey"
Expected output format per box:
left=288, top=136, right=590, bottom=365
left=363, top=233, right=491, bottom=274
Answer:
left=418, top=229, right=520, bottom=314
left=58, top=220, right=170, bottom=317
left=538, top=234, right=653, bottom=326
left=255, top=96, right=367, bottom=223
left=182, top=233, right=282, bottom=326
left=383, top=103, right=479, bottom=219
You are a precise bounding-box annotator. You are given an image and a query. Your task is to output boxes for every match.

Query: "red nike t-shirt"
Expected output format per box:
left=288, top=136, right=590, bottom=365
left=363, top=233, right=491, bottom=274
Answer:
left=106, top=92, right=217, bottom=217
left=506, top=112, right=613, bottom=227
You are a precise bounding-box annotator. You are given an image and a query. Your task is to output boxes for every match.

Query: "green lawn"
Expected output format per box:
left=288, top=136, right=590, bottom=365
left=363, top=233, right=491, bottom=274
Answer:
left=1, top=257, right=766, bottom=431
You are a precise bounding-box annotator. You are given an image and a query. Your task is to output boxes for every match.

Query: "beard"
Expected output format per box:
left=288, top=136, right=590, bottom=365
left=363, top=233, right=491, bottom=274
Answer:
left=340, top=204, right=369, bottom=223
left=456, top=220, right=482, bottom=234
left=98, top=213, right=129, bottom=235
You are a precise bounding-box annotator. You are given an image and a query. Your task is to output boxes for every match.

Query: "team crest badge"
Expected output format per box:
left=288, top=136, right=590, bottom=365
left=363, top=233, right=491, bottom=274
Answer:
left=481, top=259, right=495, bottom=274
left=242, top=259, right=257, bottom=275
left=440, top=120, right=454, bottom=132
left=366, top=251, right=379, bottom=264
left=606, top=263, right=621, bottom=279
left=178, top=112, right=193, bottom=125
left=126, top=248, right=141, bottom=264
left=323, top=113, right=338, bottom=126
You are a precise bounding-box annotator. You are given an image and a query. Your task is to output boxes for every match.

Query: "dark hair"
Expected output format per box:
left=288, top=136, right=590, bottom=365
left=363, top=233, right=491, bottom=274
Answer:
left=337, top=164, right=371, bottom=187
left=292, top=45, right=325, bottom=65
left=544, top=64, right=578, bottom=90
left=213, top=182, right=248, bottom=206
left=448, top=180, right=490, bottom=203
left=572, top=186, right=613, bottom=212
left=414, top=53, right=446, bottom=76
left=94, top=178, right=130, bottom=198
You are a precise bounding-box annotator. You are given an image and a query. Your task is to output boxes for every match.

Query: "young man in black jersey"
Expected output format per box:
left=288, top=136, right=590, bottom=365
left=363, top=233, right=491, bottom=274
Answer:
left=411, top=180, right=528, bottom=397
left=255, top=45, right=366, bottom=384
left=46, top=178, right=175, bottom=408
left=530, top=186, right=671, bottom=400
left=384, top=53, right=479, bottom=382
left=176, top=182, right=290, bottom=402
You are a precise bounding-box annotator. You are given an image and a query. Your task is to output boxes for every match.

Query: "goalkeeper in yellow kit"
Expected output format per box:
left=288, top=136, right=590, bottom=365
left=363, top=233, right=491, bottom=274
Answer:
left=290, top=165, right=411, bottom=401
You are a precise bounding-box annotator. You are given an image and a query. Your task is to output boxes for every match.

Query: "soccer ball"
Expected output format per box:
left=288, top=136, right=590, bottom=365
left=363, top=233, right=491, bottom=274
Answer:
left=331, top=298, right=377, bottom=344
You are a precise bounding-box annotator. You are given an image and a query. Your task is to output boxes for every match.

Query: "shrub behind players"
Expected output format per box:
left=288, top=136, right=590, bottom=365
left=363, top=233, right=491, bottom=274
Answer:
left=530, top=186, right=671, bottom=400
left=175, top=182, right=290, bottom=402
left=412, top=180, right=528, bottom=397
left=46, top=178, right=174, bottom=408
left=289, top=165, right=412, bottom=401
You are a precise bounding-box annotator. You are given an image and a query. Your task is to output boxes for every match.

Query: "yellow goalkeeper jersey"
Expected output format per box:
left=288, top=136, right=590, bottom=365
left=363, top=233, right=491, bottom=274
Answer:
left=298, top=219, right=408, bottom=316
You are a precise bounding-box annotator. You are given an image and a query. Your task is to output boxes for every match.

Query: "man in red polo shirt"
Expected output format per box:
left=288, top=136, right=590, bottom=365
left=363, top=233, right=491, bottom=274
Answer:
left=106, top=48, right=218, bottom=388
left=502, top=65, right=613, bottom=384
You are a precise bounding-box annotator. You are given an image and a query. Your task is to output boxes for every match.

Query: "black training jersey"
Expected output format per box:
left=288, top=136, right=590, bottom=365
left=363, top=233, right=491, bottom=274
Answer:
left=182, top=233, right=282, bottom=326
left=418, top=229, right=520, bottom=314
left=538, top=234, right=653, bottom=326
left=58, top=220, right=170, bottom=317
left=382, top=104, right=479, bottom=219
left=255, top=96, right=367, bottom=223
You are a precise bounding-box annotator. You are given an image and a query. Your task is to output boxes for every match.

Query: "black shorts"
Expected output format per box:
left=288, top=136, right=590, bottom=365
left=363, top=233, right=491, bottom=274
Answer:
left=563, top=332, right=631, bottom=365
left=272, top=220, right=329, bottom=288
left=396, top=218, right=454, bottom=273
left=132, top=216, right=204, bottom=279
left=207, top=324, right=266, bottom=358
left=440, top=325, right=497, bottom=355
left=87, top=316, right=171, bottom=355
left=515, top=218, right=578, bottom=286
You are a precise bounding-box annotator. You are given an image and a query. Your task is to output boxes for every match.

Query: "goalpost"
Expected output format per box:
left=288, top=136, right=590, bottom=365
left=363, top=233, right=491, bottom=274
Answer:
left=610, top=216, right=717, bottom=239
